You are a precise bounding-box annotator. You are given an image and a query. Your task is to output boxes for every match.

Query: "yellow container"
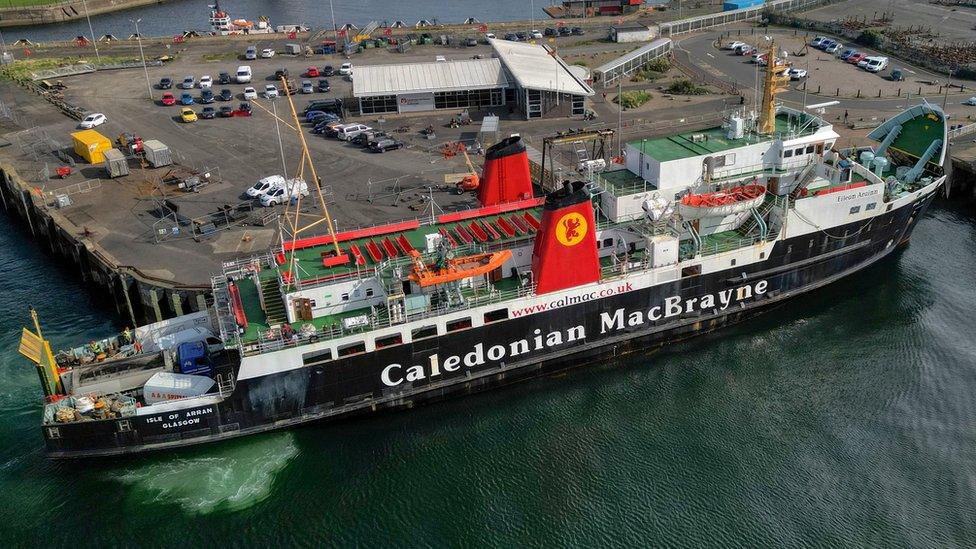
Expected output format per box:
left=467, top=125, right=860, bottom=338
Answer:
left=71, top=129, right=112, bottom=164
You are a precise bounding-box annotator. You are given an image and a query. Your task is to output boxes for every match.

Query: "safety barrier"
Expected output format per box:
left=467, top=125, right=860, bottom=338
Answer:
left=659, top=0, right=837, bottom=37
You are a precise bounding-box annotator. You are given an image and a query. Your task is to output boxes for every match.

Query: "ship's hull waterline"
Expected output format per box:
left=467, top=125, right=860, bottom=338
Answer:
left=42, top=186, right=939, bottom=458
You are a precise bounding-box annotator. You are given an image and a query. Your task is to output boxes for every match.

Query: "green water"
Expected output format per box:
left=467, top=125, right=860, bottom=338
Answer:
left=1, top=201, right=974, bottom=546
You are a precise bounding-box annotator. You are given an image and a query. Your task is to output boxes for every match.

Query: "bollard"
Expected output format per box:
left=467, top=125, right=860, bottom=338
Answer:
left=836, top=87, right=840, bottom=96
left=817, top=85, right=821, bottom=94
left=857, top=89, right=861, bottom=98
left=878, top=89, right=881, bottom=98
left=898, top=88, right=901, bottom=97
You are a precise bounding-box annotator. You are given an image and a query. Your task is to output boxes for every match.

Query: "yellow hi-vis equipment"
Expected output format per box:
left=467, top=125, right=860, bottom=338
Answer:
left=18, top=308, right=63, bottom=397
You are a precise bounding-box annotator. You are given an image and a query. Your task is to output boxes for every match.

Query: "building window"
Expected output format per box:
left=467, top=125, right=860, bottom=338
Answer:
left=446, top=318, right=472, bottom=332
left=338, top=342, right=366, bottom=357
left=303, top=348, right=333, bottom=367
left=359, top=94, right=397, bottom=115
left=433, top=88, right=504, bottom=110
left=484, top=309, right=508, bottom=323
left=849, top=206, right=860, bottom=214
left=411, top=325, right=438, bottom=340
left=866, top=202, right=877, bottom=211
left=375, top=333, right=403, bottom=348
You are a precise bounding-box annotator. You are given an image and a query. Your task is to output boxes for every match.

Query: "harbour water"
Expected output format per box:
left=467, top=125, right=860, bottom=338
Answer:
left=1, top=0, right=663, bottom=42
left=0, top=195, right=974, bottom=544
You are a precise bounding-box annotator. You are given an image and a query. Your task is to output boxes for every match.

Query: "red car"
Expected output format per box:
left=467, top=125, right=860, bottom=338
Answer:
left=305, top=66, right=320, bottom=78
left=160, top=92, right=176, bottom=106
left=847, top=53, right=868, bottom=65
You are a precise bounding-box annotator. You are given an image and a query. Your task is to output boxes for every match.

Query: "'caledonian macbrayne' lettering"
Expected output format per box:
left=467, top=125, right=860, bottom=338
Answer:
left=381, top=280, right=769, bottom=387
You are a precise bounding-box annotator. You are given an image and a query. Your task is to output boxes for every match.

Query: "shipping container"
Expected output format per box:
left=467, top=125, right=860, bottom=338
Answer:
left=103, top=148, right=129, bottom=178
left=70, top=129, right=112, bottom=164
left=142, top=372, right=215, bottom=405
left=143, top=139, right=172, bottom=168
left=723, top=0, right=764, bottom=11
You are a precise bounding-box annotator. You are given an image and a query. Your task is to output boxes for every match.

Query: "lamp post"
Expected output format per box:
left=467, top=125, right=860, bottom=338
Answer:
left=131, top=18, right=152, bottom=101
left=329, top=0, right=339, bottom=57
left=82, top=0, right=101, bottom=65
left=271, top=99, right=288, bottom=176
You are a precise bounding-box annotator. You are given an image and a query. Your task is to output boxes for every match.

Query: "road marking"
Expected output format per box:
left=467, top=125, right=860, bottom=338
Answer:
left=706, top=52, right=714, bottom=58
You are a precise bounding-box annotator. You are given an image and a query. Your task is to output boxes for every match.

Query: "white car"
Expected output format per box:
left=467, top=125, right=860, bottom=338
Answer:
left=198, top=75, right=212, bottom=89
left=260, top=48, right=275, bottom=58
left=530, top=30, right=543, bottom=39
left=243, top=86, right=257, bottom=100
left=788, top=68, right=807, bottom=80
left=863, top=56, right=888, bottom=73
left=78, top=113, right=106, bottom=129
left=727, top=41, right=746, bottom=51
left=485, top=32, right=496, bottom=40
left=260, top=178, right=309, bottom=207
left=810, top=36, right=827, bottom=48
left=264, top=84, right=279, bottom=98
left=963, top=97, right=976, bottom=106
left=180, top=75, right=195, bottom=89
left=246, top=175, right=285, bottom=198
left=338, top=62, right=353, bottom=75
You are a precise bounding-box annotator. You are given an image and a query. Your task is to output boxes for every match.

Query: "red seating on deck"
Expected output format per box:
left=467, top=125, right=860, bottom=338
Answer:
left=322, top=252, right=351, bottom=268
left=381, top=238, right=399, bottom=258
left=396, top=234, right=416, bottom=254
left=495, top=217, right=516, bottom=238
left=228, top=282, right=248, bottom=330
left=349, top=245, right=366, bottom=266
left=510, top=214, right=531, bottom=235
left=364, top=240, right=383, bottom=263
left=482, top=220, right=501, bottom=240
left=468, top=222, right=488, bottom=242
left=438, top=228, right=458, bottom=247
left=455, top=224, right=474, bottom=244
left=523, top=212, right=541, bottom=231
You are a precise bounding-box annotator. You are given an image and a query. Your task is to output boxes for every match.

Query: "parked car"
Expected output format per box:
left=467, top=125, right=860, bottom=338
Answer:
left=726, top=41, right=747, bottom=51
left=78, top=113, right=106, bottom=129
left=530, top=30, right=543, bottom=39
left=558, top=26, right=572, bottom=36
left=244, top=46, right=257, bottom=60
left=260, top=179, right=309, bottom=207
left=243, top=87, right=257, bottom=100
left=312, top=119, right=344, bottom=135
left=817, top=39, right=836, bottom=50
left=236, top=65, right=252, bottom=83
left=180, top=75, right=195, bottom=89
left=484, top=32, right=496, bottom=40
left=261, top=48, right=275, bottom=58
left=200, top=89, right=214, bottom=103
left=863, top=56, right=888, bottom=72
left=788, top=68, right=808, bottom=80
left=158, top=77, right=172, bottom=89
left=504, top=33, right=519, bottom=41
left=338, top=63, right=352, bottom=75
left=305, top=66, right=320, bottom=78
left=963, top=97, right=976, bottom=106
left=839, top=48, right=857, bottom=60
left=180, top=107, right=198, bottom=123
left=465, top=37, right=478, bottom=47
left=370, top=138, right=405, bottom=153
left=218, top=88, right=233, bottom=101
left=317, top=79, right=331, bottom=92
left=515, top=31, right=528, bottom=41
left=351, top=130, right=387, bottom=147
left=847, top=53, right=868, bottom=65
left=246, top=175, right=285, bottom=198
left=218, top=72, right=231, bottom=85
left=322, top=65, right=334, bottom=76
left=219, top=105, right=234, bottom=117
left=180, top=92, right=194, bottom=105
left=435, top=55, right=447, bottom=63
left=309, top=112, right=340, bottom=125
left=305, top=98, right=343, bottom=114
left=336, top=123, right=371, bottom=141
left=264, top=84, right=279, bottom=98
left=199, top=75, right=213, bottom=89
left=810, top=36, right=827, bottom=48
left=825, top=42, right=842, bottom=54
left=857, top=56, right=874, bottom=68
left=891, top=69, right=905, bottom=81
left=274, top=68, right=289, bottom=79
left=200, top=106, right=216, bottom=119
left=544, top=28, right=557, bottom=37
left=301, top=80, right=313, bottom=94
left=160, top=92, right=176, bottom=106
left=571, top=27, right=584, bottom=35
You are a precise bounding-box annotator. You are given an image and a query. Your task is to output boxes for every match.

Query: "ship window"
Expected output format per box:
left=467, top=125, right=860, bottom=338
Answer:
left=484, top=309, right=508, bottom=323
left=849, top=206, right=860, bottom=214
left=783, top=150, right=793, bottom=158
left=365, top=288, right=374, bottom=297
left=681, top=265, right=701, bottom=278
left=338, top=342, right=366, bottom=357
left=760, top=252, right=765, bottom=259
left=303, top=348, right=333, bottom=367
left=375, top=333, right=403, bottom=348
left=412, top=325, right=438, bottom=340
left=731, top=259, right=736, bottom=266
left=794, top=148, right=804, bottom=156
left=866, top=202, right=877, bottom=211
left=341, top=293, right=349, bottom=302
left=446, top=318, right=472, bottom=332
left=603, top=238, right=614, bottom=247
left=806, top=145, right=815, bottom=154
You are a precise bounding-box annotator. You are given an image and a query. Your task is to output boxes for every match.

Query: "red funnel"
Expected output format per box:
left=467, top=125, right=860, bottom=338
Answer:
left=531, top=181, right=600, bottom=295
left=478, top=136, right=533, bottom=207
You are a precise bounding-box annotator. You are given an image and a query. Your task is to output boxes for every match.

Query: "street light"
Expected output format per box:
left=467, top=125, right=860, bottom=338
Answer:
left=82, top=0, right=100, bottom=65
left=329, top=0, right=338, bottom=57
left=131, top=18, right=153, bottom=101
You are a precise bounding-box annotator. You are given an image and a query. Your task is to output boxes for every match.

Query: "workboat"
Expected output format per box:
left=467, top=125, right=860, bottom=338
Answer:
left=208, top=1, right=274, bottom=35
left=23, top=59, right=949, bottom=458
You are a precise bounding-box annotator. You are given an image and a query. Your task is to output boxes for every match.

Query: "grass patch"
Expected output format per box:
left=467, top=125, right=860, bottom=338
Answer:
left=0, top=0, right=66, bottom=6
left=1, top=55, right=141, bottom=82
left=629, top=58, right=671, bottom=82
left=665, top=78, right=709, bottom=95
left=571, top=60, right=588, bottom=67
left=201, top=52, right=236, bottom=62
left=614, top=90, right=651, bottom=109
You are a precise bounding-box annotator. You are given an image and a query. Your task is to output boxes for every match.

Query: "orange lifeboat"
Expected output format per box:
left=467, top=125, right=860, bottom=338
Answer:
left=408, top=249, right=512, bottom=287
left=232, top=19, right=254, bottom=28
left=679, top=184, right=766, bottom=219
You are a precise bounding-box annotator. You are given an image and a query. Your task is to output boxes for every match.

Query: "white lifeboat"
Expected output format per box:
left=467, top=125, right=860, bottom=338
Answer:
left=678, top=184, right=766, bottom=219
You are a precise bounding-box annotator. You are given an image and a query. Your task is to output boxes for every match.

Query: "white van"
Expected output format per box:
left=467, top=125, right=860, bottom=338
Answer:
left=336, top=123, right=371, bottom=141
left=259, top=178, right=309, bottom=206
left=863, top=56, right=888, bottom=73
left=246, top=174, right=285, bottom=198
left=154, top=327, right=223, bottom=354
left=236, top=65, right=252, bottom=83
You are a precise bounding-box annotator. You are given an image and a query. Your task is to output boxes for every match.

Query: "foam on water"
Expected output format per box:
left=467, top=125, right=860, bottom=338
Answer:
left=112, top=433, right=299, bottom=514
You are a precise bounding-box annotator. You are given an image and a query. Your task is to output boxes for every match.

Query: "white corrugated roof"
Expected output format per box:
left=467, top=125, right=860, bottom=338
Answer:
left=353, top=58, right=508, bottom=97
left=489, top=38, right=594, bottom=96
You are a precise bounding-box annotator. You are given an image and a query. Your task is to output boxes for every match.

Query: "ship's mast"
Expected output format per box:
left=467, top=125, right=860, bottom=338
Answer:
left=758, top=40, right=791, bottom=135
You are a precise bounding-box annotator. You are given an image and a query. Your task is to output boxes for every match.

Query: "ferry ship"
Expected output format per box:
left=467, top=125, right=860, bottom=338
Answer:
left=23, top=63, right=949, bottom=458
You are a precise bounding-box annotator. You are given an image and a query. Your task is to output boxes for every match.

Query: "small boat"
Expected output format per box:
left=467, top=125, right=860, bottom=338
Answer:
left=408, top=250, right=512, bottom=287
left=679, top=184, right=766, bottom=219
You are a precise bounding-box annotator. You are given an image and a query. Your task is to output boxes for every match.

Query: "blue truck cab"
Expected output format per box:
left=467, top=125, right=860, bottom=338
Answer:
left=177, top=341, right=213, bottom=377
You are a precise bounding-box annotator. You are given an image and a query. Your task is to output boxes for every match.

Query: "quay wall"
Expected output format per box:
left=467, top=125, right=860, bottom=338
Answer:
left=0, top=162, right=209, bottom=326
left=0, top=0, right=166, bottom=29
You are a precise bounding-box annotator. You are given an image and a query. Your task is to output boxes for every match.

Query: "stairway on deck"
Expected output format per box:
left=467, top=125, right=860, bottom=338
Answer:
left=260, top=277, right=287, bottom=325
left=736, top=195, right=777, bottom=237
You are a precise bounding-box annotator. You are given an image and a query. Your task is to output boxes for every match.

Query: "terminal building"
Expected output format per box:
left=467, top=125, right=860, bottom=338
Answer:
left=353, top=39, right=594, bottom=119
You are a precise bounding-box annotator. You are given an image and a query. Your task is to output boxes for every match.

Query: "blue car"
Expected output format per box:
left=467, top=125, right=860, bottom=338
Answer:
left=308, top=111, right=339, bottom=125
left=180, top=92, right=194, bottom=105
left=305, top=110, right=326, bottom=122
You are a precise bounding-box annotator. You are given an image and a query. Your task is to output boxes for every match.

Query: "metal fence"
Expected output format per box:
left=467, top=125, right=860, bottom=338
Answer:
left=949, top=122, right=976, bottom=140
left=659, top=0, right=838, bottom=37
left=593, top=38, right=673, bottom=88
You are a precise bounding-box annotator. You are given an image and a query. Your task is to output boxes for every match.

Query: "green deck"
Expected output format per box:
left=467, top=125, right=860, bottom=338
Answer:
left=889, top=113, right=944, bottom=163
left=629, top=113, right=820, bottom=163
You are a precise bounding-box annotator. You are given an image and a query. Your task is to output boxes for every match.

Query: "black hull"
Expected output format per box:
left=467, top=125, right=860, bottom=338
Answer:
left=43, top=190, right=938, bottom=458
